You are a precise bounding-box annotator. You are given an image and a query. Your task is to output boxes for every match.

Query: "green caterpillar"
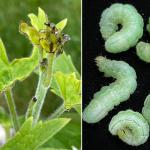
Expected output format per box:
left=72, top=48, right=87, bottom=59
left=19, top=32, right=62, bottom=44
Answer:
left=142, top=94, right=150, bottom=124
left=109, top=95, right=150, bottom=146
left=83, top=56, right=137, bottom=123
left=136, top=42, right=150, bottom=63
left=100, top=3, right=143, bottom=53
left=109, top=110, right=149, bottom=146
left=136, top=19, right=150, bottom=63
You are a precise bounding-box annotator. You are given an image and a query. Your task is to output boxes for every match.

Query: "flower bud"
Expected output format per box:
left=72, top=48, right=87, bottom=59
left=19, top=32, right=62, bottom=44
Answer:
left=19, top=22, right=40, bottom=45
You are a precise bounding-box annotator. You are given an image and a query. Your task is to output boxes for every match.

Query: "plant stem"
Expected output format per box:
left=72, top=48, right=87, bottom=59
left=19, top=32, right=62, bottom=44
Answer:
left=43, top=53, right=55, bottom=87
left=49, top=103, right=66, bottom=119
left=32, top=73, right=48, bottom=125
left=25, top=97, right=37, bottom=120
left=32, top=53, right=55, bottom=125
left=4, top=88, right=20, bottom=131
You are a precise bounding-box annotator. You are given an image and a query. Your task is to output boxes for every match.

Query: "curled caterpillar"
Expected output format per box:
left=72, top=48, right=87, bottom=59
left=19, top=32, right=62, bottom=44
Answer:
left=99, top=3, right=143, bottom=53
left=146, top=17, right=150, bottom=33
left=82, top=56, right=137, bottom=123
left=142, top=94, right=150, bottom=124
left=136, top=42, right=150, bottom=63
left=109, top=110, right=149, bottom=146
left=136, top=19, right=150, bottom=63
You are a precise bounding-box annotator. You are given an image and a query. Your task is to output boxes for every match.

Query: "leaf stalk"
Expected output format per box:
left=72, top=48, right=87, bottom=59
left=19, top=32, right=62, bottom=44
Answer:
left=4, top=88, right=20, bottom=131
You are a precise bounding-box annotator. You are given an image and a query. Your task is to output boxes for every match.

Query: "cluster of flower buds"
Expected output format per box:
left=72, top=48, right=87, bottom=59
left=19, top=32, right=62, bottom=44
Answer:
left=19, top=21, right=70, bottom=54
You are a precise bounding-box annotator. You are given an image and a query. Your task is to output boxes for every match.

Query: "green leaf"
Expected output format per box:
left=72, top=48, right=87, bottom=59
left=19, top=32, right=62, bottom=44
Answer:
left=51, top=72, right=81, bottom=110
left=28, top=8, right=67, bottom=32
left=0, top=117, right=70, bottom=150
left=51, top=52, right=81, bottom=110
left=43, top=113, right=81, bottom=149
left=0, top=43, right=11, bottom=91
left=0, top=39, right=39, bottom=92
left=0, top=60, right=12, bottom=92
left=0, top=39, right=9, bottom=65
left=53, top=52, right=80, bottom=79
left=56, top=18, right=67, bottom=31
left=28, top=7, right=48, bottom=31
left=28, top=13, right=40, bottom=31
left=38, top=7, right=48, bottom=30
left=10, top=46, right=39, bottom=81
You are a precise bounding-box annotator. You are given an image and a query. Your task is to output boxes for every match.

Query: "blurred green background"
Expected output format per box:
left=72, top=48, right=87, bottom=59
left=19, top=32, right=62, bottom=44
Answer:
left=0, top=0, right=81, bottom=116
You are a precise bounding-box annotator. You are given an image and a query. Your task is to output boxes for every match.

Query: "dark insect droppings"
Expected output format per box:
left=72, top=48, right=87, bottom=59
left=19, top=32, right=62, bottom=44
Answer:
left=32, top=96, right=37, bottom=102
